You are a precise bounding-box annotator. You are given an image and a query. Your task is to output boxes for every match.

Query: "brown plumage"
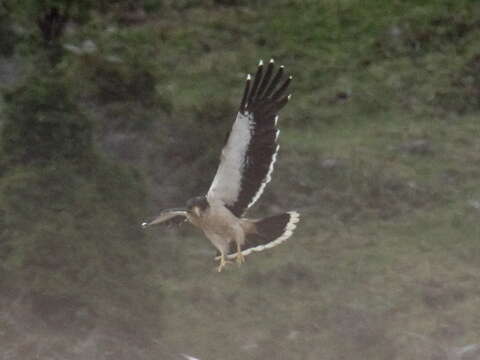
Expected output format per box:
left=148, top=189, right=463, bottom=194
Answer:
left=142, top=59, right=300, bottom=272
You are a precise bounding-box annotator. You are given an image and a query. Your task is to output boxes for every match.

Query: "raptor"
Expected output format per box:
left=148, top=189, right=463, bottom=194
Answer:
left=142, top=59, right=300, bottom=272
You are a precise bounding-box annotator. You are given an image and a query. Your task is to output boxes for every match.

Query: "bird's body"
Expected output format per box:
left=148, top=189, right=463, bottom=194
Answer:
left=187, top=197, right=245, bottom=258
left=143, top=59, right=300, bottom=271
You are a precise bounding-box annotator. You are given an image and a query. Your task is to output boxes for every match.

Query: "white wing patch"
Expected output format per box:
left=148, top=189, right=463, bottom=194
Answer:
left=206, top=60, right=292, bottom=217
left=207, top=112, right=253, bottom=206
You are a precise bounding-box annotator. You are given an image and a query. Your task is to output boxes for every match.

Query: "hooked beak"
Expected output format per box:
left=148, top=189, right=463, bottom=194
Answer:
left=192, top=206, right=201, bottom=217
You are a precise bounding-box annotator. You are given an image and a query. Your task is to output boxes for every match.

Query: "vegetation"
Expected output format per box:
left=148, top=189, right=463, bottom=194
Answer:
left=0, top=0, right=479, bottom=359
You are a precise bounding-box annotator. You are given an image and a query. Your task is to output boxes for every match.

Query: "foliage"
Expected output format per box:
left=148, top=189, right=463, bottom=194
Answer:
left=1, top=71, right=93, bottom=166
left=0, top=3, right=16, bottom=56
left=0, top=157, right=162, bottom=342
left=0, top=64, right=160, bottom=347
left=1, top=0, right=480, bottom=359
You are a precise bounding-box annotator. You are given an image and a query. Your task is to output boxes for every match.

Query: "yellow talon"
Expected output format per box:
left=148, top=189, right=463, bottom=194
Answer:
left=216, top=255, right=232, bottom=272
left=236, top=251, right=245, bottom=265
left=235, top=242, right=246, bottom=265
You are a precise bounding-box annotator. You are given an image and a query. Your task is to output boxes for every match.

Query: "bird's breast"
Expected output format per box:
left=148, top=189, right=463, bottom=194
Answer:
left=199, top=206, right=239, bottom=238
left=186, top=213, right=202, bottom=228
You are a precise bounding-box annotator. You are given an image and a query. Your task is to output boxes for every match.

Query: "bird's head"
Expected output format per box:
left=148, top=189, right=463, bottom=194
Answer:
left=186, top=196, right=209, bottom=217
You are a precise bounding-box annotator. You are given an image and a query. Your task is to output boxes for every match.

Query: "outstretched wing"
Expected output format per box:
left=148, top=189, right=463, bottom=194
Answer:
left=141, top=208, right=188, bottom=228
left=207, top=59, right=292, bottom=217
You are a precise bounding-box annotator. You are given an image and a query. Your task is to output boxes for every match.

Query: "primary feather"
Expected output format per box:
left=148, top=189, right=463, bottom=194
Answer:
left=207, top=59, right=292, bottom=217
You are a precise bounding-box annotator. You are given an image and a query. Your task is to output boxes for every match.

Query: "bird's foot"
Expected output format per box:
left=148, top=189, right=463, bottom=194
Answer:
left=216, top=256, right=232, bottom=272
left=235, top=251, right=245, bottom=265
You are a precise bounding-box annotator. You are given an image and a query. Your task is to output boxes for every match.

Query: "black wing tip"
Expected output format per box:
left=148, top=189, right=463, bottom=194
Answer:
left=249, top=60, right=265, bottom=99
left=240, top=59, right=293, bottom=113
left=271, top=75, right=292, bottom=101
left=276, top=94, right=291, bottom=111
left=239, top=74, right=252, bottom=113
left=141, top=208, right=187, bottom=228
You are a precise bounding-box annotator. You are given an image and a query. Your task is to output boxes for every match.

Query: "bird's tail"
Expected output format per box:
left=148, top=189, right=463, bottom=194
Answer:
left=224, top=211, right=300, bottom=259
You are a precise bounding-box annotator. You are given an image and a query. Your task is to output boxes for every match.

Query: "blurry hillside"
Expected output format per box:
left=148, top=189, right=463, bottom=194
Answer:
left=1, top=0, right=480, bottom=359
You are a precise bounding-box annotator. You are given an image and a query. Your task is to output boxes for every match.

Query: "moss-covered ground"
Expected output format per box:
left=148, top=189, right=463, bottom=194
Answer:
left=1, top=0, right=479, bottom=359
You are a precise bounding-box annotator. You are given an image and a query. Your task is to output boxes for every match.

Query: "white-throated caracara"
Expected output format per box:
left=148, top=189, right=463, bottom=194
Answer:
left=142, top=59, right=300, bottom=272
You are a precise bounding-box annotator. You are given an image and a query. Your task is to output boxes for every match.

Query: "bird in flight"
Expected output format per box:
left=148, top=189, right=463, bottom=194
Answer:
left=142, top=59, right=300, bottom=272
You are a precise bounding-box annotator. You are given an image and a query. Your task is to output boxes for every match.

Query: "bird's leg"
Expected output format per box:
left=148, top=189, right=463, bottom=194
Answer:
left=235, top=242, right=245, bottom=265
left=216, top=253, right=232, bottom=272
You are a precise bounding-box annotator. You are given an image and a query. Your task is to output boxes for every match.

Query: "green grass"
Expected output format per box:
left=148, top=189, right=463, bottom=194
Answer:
left=1, top=0, right=480, bottom=359
left=154, top=198, right=480, bottom=359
